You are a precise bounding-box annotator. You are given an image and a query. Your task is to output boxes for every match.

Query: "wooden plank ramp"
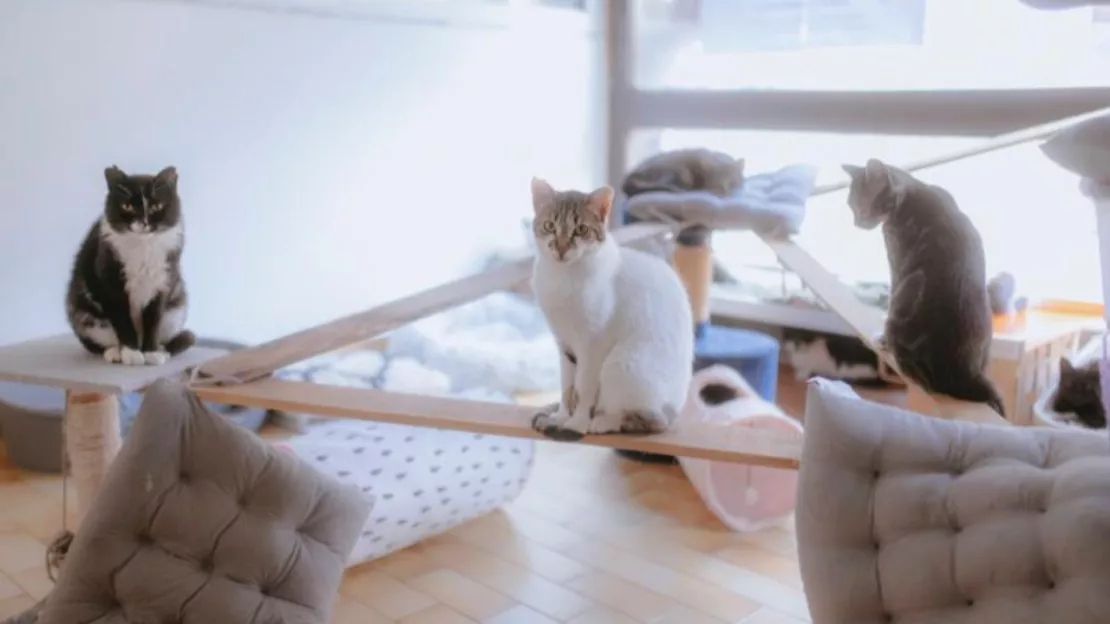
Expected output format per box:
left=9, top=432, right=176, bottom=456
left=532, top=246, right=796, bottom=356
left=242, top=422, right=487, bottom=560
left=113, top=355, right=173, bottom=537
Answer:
left=193, top=378, right=803, bottom=469
left=199, top=222, right=676, bottom=385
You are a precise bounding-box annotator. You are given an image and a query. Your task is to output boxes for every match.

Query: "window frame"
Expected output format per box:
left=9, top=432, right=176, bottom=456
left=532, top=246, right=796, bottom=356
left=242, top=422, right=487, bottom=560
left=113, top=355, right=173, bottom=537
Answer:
left=602, top=0, right=1110, bottom=187
left=163, top=0, right=593, bottom=32
left=600, top=0, right=1110, bottom=326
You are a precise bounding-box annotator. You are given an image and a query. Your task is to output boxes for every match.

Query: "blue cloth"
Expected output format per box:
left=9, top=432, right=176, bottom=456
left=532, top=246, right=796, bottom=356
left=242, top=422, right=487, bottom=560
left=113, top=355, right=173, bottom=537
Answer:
left=694, top=325, right=780, bottom=402
left=619, top=163, right=818, bottom=238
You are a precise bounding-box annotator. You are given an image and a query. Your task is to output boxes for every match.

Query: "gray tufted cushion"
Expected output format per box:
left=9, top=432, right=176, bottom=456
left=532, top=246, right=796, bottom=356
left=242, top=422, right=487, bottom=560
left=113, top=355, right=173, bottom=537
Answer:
left=796, top=379, right=1110, bottom=624
left=39, top=379, right=372, bottom=624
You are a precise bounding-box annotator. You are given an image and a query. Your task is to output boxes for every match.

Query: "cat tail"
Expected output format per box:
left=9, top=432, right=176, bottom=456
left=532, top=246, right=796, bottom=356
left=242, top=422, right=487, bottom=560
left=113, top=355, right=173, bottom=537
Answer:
left=165, top=330, right=196, bottom=356
left=945, top=371, right=1007, bottom=418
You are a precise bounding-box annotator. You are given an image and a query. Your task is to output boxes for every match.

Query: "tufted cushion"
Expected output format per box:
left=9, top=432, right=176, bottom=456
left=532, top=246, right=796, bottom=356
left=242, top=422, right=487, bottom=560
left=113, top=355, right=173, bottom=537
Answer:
left=39, top=379, right=372, bottom=624
left=796, top=379, right=1110, bottom=624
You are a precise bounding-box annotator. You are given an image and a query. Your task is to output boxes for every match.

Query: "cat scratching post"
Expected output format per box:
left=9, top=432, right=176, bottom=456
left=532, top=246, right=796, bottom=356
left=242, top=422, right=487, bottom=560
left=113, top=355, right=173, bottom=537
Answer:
left=64, top=391, right=121, bottom=516
left=1082, top=179, right=1110, bottom=447
left=1085, top=179, right=1110, bottom=329
left=0, top=335, right=224, bottom=520
left=672, top=225, right=713, bottom=337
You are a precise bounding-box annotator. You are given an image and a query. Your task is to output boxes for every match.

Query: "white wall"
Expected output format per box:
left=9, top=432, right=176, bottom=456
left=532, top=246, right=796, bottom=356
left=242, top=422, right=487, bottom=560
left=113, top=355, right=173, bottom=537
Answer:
left=0, top=0, right=601, bottom=346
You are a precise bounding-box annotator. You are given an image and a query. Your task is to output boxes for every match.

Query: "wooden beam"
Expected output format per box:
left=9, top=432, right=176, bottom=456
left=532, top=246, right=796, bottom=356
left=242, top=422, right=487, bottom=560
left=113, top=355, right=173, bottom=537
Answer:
left=760, top=236, right=887, bottom=350
left=198, top=223, right=676, bottom=384
left=632, top=88, right=1110, bottom=137
left=194, top=378, right=802, bottom=469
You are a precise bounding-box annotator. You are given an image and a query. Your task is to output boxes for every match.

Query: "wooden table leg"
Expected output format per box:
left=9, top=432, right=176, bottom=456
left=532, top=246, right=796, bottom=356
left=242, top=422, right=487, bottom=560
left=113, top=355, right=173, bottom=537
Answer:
left=64, top=391, right=122, bottom=519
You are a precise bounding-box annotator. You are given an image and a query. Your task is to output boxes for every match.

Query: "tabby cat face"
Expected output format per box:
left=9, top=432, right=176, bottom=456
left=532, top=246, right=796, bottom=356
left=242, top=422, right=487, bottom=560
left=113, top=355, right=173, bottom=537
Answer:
left=529, top=178, right=613, bottom=264
left=103, top=165, right=181, bottom=235
left=842, top=159, right=902, bottom=231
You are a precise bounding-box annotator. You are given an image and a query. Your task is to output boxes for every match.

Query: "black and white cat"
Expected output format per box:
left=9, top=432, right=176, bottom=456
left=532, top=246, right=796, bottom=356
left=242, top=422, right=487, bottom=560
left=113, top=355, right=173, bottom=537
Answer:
left=781, top=328, right=885, bottom=384
left=65, top=166, right=194, bottom=366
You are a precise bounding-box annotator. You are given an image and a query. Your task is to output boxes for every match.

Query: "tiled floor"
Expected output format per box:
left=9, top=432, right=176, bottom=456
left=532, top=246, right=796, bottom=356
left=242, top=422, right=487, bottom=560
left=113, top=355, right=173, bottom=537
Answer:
left=0, top=370, right=905, bottom=623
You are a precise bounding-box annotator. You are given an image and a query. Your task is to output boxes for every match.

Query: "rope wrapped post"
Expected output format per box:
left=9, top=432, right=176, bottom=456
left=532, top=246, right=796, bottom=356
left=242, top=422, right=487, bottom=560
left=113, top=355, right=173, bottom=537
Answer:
left=64, top=391, right=121, bottom=519
left=672, top=225, right=714, bottom=337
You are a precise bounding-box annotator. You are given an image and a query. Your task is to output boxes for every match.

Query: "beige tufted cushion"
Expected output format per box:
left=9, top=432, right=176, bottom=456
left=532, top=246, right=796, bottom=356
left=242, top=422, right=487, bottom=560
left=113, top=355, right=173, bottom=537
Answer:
left=797, top=380, right=1110, bottom=624
left=39, top=379, right=372, bottom=624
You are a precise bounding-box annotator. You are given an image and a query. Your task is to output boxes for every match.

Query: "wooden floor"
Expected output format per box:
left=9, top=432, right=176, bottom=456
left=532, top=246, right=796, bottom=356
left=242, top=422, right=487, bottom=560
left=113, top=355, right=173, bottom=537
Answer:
left=0, top=370, right=905, bottom=623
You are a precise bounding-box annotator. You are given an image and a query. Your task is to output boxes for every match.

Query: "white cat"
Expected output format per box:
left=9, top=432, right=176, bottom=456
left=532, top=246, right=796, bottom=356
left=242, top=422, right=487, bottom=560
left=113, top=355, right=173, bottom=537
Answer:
left=528, top=178, right=694, bottom=438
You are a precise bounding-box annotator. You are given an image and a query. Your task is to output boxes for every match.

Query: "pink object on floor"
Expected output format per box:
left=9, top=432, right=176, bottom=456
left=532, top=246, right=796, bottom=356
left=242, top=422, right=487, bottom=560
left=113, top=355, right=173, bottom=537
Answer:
left=677, top=364, right=804, bottom=532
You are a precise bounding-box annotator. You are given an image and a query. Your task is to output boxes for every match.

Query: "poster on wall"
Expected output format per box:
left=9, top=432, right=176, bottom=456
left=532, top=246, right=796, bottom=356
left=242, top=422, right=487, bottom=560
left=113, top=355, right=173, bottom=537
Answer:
left=698, top=0, right=926, bottom=53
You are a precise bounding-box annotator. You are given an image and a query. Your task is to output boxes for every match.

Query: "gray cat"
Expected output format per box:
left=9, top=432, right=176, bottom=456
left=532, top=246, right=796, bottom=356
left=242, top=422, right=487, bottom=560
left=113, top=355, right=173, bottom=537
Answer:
left=621, top=147, right=744, bottom=197
left=843, top=158, right=1005, bottom=416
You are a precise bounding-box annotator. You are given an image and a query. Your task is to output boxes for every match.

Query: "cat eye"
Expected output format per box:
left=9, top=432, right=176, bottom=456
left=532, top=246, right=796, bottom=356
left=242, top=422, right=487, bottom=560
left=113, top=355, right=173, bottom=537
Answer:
left=574, top=224, right=588, bottom=236
left=151, top=202, right=163, bottom=212
left=121, top=204, right=134, bottom=213
left=542, top=221, right=555, bottom=233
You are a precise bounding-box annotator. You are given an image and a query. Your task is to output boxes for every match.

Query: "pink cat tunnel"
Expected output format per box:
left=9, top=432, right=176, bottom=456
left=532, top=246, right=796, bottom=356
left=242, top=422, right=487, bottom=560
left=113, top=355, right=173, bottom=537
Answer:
left=677, top=365, right=805, bottom=532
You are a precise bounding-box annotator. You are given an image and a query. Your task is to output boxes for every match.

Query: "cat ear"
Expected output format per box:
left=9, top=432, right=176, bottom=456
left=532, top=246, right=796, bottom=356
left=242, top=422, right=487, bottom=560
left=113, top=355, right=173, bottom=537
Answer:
left=864, top=158, right=906, bottom=199
left=530, top=177, right=555, bottom=214
left=841, top=164, right=865, bottom=181
left=1060, top=358, right=1075, bottom=375
left=155, top=166, right=178, bottom=188
left=864, top=158, right=890, bottom=183
left=587, top=186, right=615, bottom=222
left=104, top=165, right=127, bottom=188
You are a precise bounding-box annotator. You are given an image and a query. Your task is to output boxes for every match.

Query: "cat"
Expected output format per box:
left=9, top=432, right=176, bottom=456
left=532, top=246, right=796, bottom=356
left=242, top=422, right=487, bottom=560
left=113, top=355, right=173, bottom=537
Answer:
left=1052, top=357, right=1106, bottom=429
left=65, top=165, right=195, bottom=367
left=781, top=328, right=886, bottom=385
left=528, top=178, right=694, bottom=440
left=621, top=148, right=745, bottom=198
left=622, top=148, right=745, bottom=279
left=842, top=158, right=1005, bottom=416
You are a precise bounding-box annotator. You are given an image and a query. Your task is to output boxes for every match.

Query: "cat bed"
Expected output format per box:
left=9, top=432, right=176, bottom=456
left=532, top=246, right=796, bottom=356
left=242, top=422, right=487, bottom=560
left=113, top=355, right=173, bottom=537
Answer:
left=623, top=164, right=819, bottom=238
left=0, top=337, right=266, bottom=473
left=386, top=292, right=560, bottom=395
left=1033, top=334, right=1105, bottom=429
left=37, top=379, right=371, bottom=624
left=796, top=378, right=1110, bottom=624
left=678, top=365, right=802, bottom=532
left=278, top=417, right=535, bottom=566
left=271, top=352, right=536, bottom=566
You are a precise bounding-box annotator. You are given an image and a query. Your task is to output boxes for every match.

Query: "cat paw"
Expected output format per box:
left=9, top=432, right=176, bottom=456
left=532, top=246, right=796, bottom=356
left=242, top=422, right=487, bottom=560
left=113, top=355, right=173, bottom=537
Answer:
left=120, top=347, right=146, bottom=366
left=143, top=351, right=169, bottom=366
left=560, top=411, right=592, bottom=435
left=530, top=405, right=566, bottom=431
left=587, top=410, right=623, bottom=434
left=531, top=408, right=585, bottom=442
left=102, top=346, right=122, bottom=364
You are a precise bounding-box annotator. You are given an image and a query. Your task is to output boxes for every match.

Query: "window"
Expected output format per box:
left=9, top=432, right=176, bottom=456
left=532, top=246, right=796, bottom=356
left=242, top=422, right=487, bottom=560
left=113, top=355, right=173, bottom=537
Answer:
left=609, top=0, right=1110, bottom=311
left=653, top=128, right=1103, bottom=305
left=632, top=0, right=1110, bottom=90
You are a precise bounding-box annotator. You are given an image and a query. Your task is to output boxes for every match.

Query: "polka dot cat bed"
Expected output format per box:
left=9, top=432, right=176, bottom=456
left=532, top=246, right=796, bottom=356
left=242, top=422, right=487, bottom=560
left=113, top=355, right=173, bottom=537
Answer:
left=277, top=418, right=535, bottom=565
